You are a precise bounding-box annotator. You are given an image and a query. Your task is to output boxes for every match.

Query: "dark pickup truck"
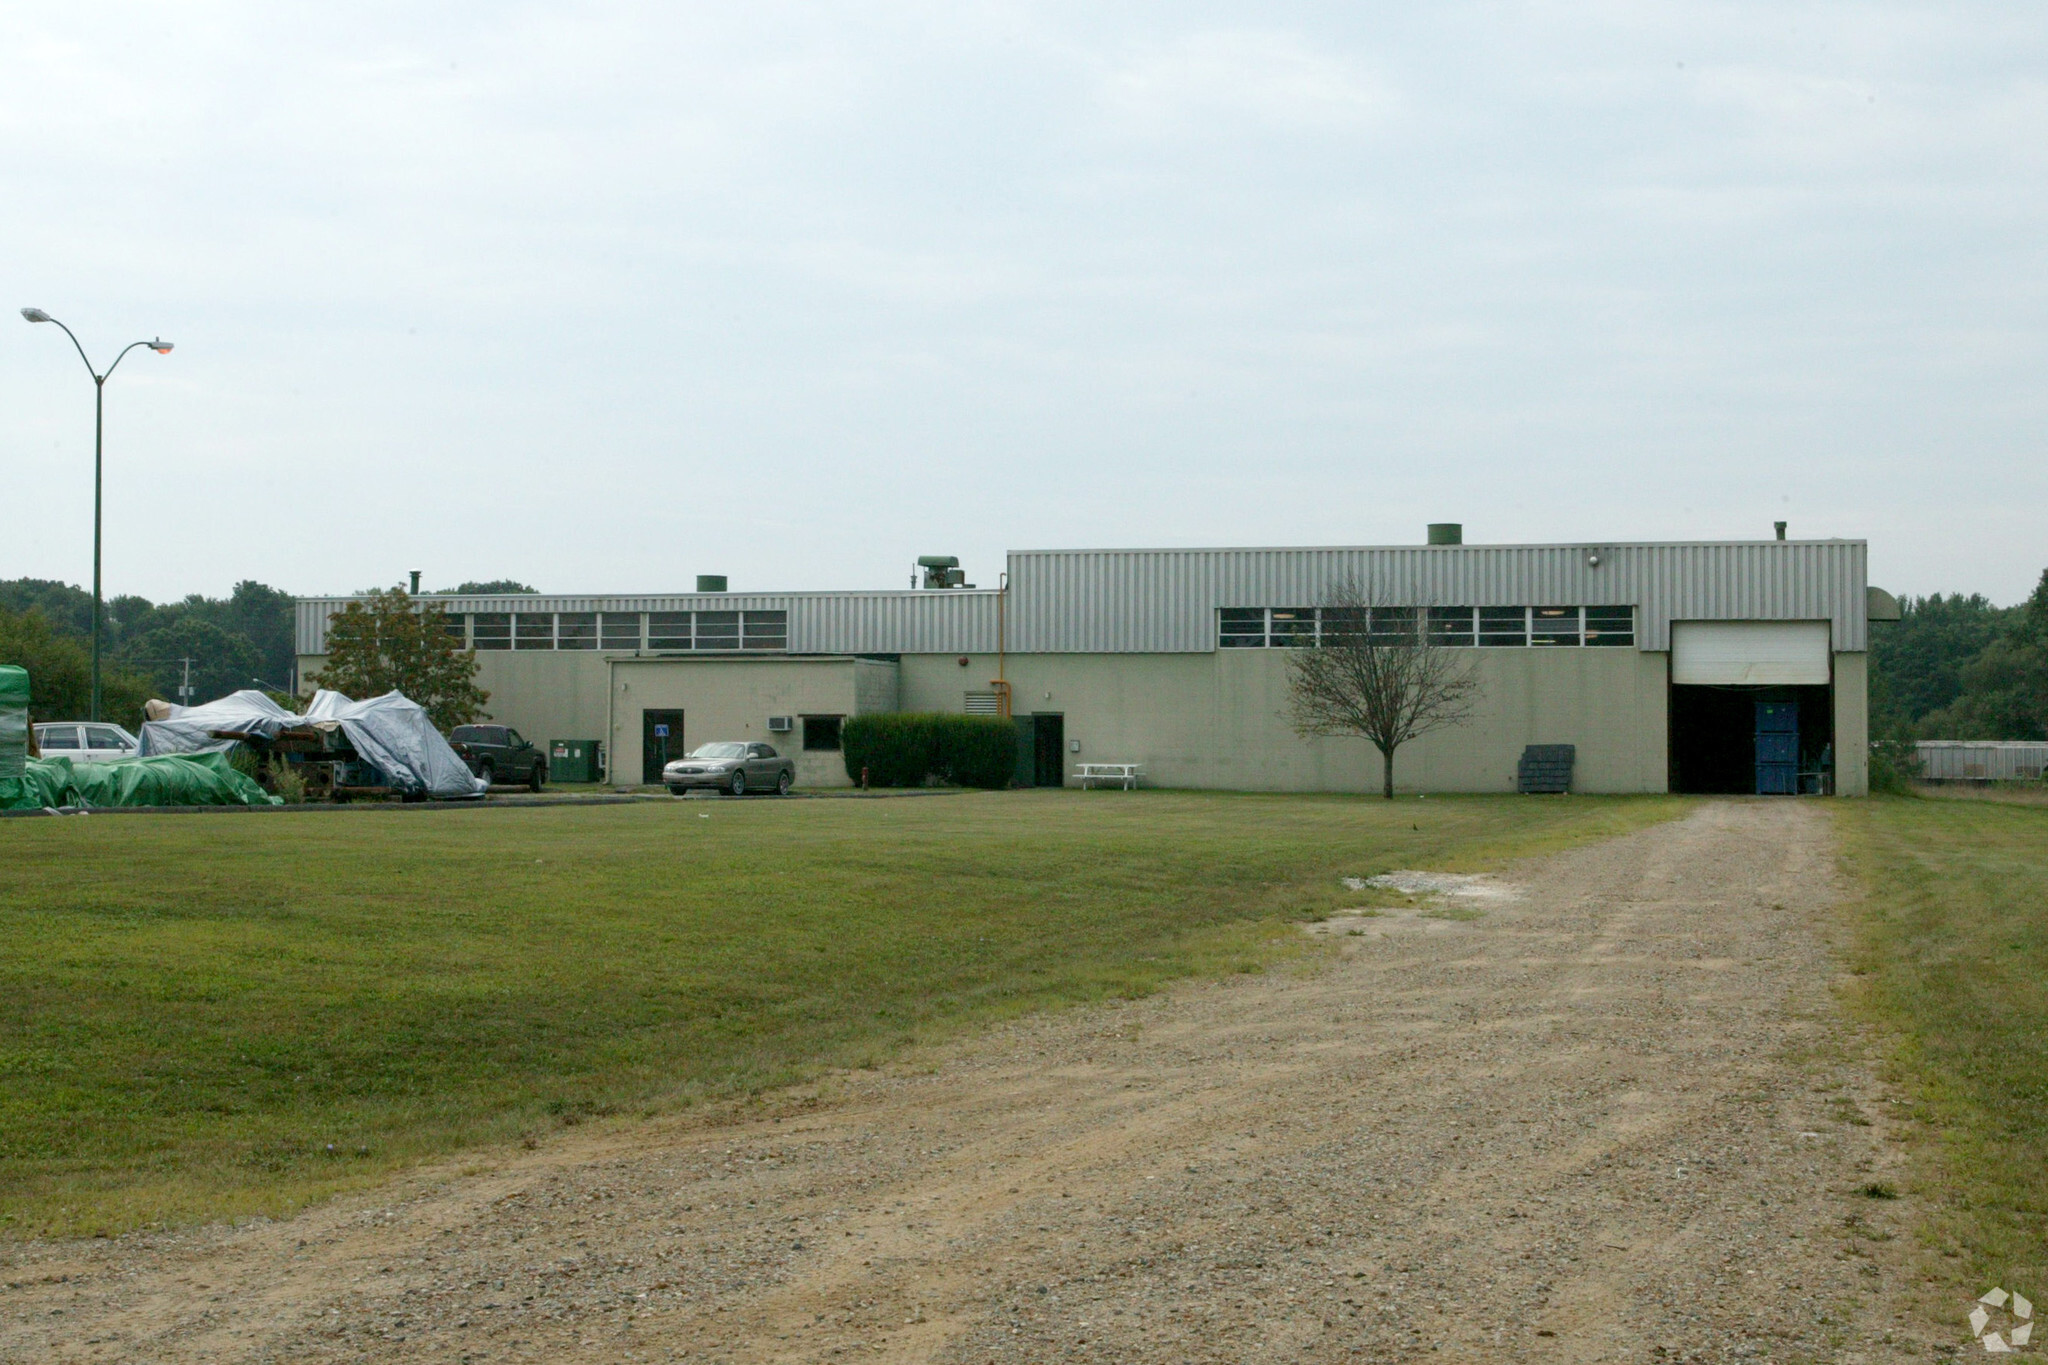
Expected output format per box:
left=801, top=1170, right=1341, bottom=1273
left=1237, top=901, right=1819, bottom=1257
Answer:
left=449, top=724, right=547, bottom=790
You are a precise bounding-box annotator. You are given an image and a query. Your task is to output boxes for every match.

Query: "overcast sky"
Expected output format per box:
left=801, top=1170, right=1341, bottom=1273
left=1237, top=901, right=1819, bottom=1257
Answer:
left=3, top=2, right=2043, bottom=605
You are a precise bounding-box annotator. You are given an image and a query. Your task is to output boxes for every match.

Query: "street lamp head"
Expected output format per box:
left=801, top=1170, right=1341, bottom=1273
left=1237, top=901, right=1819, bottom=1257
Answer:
left=148, top=339, right=174, bottom=354
left=20, top=307, right=51, bottom=323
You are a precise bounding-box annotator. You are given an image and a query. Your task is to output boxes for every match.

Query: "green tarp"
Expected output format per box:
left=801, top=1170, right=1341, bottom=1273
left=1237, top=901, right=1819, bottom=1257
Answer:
left=0, top=665, right=28, bottom=808
left=2, top=750, right=281, bottom=812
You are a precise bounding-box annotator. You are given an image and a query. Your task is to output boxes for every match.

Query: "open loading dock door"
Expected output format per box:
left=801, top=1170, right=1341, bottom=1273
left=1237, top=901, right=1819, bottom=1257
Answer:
left=1669, top=623, right=1834, bottom=795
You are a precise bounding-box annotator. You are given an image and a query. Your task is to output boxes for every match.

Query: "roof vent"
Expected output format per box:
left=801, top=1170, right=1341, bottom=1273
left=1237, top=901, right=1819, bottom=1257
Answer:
left=916, top=555, right=970, bottom=590
left=696, top=574, right=728, bottom=593
left=1427, top=523, right=1463, bottom=546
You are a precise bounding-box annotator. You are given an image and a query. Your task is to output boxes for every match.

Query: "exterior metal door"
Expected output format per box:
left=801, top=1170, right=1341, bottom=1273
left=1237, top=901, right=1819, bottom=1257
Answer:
left=1010, top=714, right=1065, bottom=787
left=642, top=709, right=685, bottom=784
left=1034, top=714, right=1064, bottom=788
left=1755, top=701, right=1799, bottom=794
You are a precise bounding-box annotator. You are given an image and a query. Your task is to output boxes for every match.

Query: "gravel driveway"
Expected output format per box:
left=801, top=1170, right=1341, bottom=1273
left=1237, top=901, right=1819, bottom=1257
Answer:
left=1, top=801, right=1941, bottom=1363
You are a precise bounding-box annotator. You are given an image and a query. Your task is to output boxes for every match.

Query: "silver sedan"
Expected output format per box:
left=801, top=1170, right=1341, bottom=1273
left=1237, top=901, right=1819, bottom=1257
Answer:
left=662, top=741, right=795, bottom=796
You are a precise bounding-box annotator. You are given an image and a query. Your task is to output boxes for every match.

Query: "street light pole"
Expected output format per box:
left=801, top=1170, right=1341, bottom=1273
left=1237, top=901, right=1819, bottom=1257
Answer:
left=19, top=309, right=173, bottom=722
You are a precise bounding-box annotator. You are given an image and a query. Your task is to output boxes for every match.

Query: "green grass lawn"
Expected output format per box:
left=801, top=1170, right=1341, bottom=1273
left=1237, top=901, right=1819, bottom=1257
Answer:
left=0, top=790, right=1680, bottom=1237
left=1837, top=797, right=2048, bottom=1295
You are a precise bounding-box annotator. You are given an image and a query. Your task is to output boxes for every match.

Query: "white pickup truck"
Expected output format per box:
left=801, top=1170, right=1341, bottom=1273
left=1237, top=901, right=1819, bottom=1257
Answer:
left=33, top=722, right=140, bottom=762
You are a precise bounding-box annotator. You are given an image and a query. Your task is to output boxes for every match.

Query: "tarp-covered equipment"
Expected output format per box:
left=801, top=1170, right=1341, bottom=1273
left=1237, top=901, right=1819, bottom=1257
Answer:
left=7, top=750, right=282, bottom=810
left=139, top=689, right=486, bottom=799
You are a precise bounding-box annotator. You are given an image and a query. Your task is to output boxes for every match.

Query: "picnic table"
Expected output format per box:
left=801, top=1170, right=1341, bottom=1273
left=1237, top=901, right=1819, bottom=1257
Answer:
left=1076, top=763, right=1142, bottom=790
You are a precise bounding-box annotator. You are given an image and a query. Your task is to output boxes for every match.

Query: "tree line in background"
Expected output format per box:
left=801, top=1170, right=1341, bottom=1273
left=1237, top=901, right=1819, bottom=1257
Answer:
left=0, top=577, right=531, bottom=727
left=1872, top=568, right=2048, bottom=741
left=0, top=579, right=295, bottom=725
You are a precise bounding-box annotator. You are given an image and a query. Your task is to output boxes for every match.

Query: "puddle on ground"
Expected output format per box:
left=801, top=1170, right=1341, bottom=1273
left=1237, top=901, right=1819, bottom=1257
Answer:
left=1307, top=870, right=1524, bottom=938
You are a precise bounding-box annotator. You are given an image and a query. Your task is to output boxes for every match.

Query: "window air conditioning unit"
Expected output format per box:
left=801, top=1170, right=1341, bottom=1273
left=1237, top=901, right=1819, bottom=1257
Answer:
left=767, top=715, right=793, bottom=733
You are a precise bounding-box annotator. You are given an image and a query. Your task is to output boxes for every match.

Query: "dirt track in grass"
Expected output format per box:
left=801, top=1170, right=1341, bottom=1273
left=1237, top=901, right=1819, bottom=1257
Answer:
left=1, top=801, right=1942, bottom=1363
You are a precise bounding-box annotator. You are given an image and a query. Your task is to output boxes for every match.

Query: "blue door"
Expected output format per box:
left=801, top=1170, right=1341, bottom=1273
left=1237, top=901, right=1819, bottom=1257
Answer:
left=1755, top=701, right=1798, bottom=794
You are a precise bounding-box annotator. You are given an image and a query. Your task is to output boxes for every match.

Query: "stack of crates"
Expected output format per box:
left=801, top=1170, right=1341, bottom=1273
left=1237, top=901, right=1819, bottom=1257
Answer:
left=1755, top=702, right=1799, bottom=795
left=1517, top=744, right=1575, bottom=794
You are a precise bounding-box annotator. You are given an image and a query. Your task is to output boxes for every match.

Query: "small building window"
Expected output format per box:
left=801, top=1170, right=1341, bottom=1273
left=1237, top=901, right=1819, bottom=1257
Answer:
left=742, top=610, right=788, bottom=651
left=514, top=613, right=555, bottom=649
left=441, top=612, right=468, bottom=645
left=696, top=611, right=741, bottom=650
left=1268, top=608, right=1317, bottom=647
left=1584, top=605, right=1634, bottom=647
left=1427, top=607, right=1476, bottom=647
left=1219, top=608, right=1266, bottom=648
left=1530, top=606, right=1581, bottom=647
left=600, top=612, right=642, bottom=651
left=648, top=612, right=692, bottom=650
left=1478, top=607, right=1527, bottom=647
left=803, top=715, right=843, bottom=750
left=557, top=612, right=597, bottom=650
left=1318, top=606, right=1368, bottom=644
left=1367, top=606, right=1418, bottom=646
left=472, top=613, right=511, bottom=650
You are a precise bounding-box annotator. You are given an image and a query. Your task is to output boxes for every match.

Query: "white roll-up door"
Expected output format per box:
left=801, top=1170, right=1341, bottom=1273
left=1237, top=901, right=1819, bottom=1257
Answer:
left=1671, top=621, right=1831, bottom=685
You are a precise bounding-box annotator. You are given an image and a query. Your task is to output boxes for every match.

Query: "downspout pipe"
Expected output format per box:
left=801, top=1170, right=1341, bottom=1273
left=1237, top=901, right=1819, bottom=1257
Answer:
left=606, top=656, right=618, bottom=787
left=994, top=570, right=1011, bottom=717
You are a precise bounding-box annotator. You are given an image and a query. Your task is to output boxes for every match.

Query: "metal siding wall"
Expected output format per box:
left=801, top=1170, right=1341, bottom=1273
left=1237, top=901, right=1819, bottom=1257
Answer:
left=1004, top=542, right=1866, bottom=653
left=1916, top=742, right=2048, bottom=781
left=790, top=592, right=999, bottom=654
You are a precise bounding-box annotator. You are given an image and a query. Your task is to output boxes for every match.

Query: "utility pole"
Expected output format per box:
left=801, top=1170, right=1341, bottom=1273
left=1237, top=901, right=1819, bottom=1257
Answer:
left=178, top=656, right=195, bottom=708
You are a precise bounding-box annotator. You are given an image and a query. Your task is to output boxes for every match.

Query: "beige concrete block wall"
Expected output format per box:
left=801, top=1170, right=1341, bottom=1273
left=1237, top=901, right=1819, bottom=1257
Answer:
left=610, top=658, right=869, bottom=788
left=1833, top=651, right=1870, bottom=796
left=300, top=652, right=881, bottom=787
left=900, top=648, right=1671, bottom=793
left=295, top=642, right=1867, bottom=795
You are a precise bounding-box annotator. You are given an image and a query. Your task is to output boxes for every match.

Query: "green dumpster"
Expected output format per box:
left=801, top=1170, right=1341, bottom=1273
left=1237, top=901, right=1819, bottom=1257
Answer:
left=549, top=739, right=601, bottom=783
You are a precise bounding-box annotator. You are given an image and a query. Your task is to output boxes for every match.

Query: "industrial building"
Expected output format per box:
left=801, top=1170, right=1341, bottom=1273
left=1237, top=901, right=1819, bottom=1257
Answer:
left=293, top=528, right=1896, bottom=796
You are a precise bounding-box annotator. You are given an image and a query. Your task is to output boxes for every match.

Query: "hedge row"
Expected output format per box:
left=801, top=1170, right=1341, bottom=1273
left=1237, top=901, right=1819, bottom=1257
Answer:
left=840, top=713, right=1015, bottom=789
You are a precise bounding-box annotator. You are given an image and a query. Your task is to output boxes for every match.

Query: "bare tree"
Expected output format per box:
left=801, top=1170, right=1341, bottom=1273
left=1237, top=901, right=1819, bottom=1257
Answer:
left=1284, top=580, right=1482, bottom=799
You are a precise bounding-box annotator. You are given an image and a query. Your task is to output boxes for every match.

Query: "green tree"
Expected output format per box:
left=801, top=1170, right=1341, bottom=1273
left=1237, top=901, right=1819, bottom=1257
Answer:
left=1918, top=569, right=2048, bottom=740
left=0, top=578, right=97, bottom=639
left=435, top=580, right=537, bottom=595
left=0, top=606, right=154, bottom=727
left=2, top=578, right=297, bottom=686
left=1869, top=591, right=2012, bottom=730
left=118, top=617, right=264, bottom=705
left=1284, top=580, right=1482, bottom=798
left=313, top=589, right=489, bottom=731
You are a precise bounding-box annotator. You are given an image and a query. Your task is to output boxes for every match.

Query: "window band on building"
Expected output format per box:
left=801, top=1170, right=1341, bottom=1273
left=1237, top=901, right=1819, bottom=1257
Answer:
left=434, top=609, right=789, bottom=653
left=1218, top=606, right=1634, bottom=649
